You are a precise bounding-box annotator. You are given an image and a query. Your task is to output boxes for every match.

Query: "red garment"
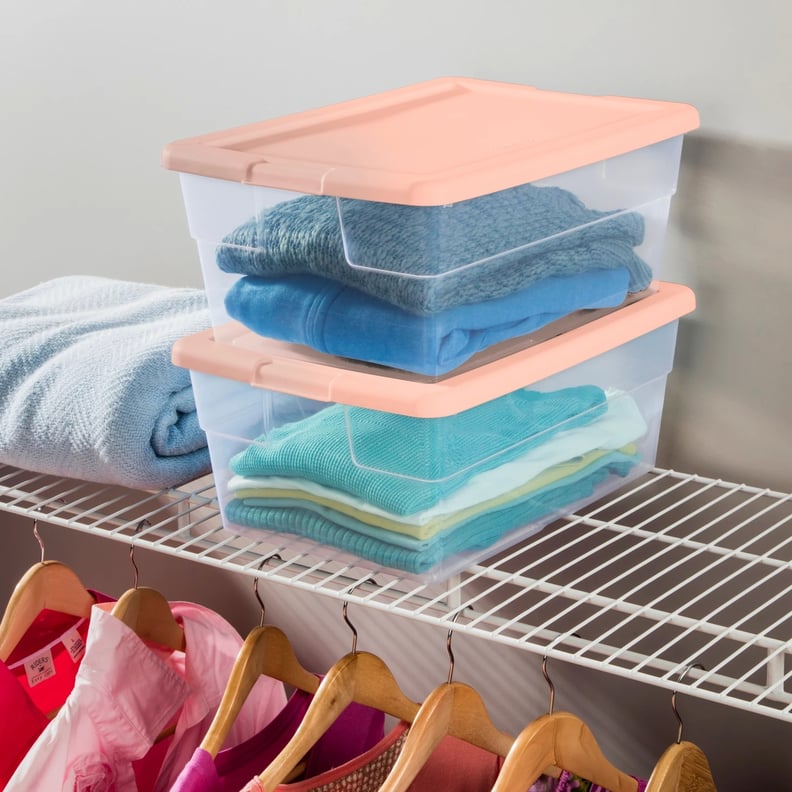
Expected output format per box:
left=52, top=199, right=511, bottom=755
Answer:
left=0, top=591, right=113, bottom=787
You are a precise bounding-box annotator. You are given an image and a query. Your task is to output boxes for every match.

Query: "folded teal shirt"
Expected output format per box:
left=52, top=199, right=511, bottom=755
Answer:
left=224, top=268, right=630, bottom=376
left=229, top=385, right=607, bottom=516
left=216, top=183, right=650, bottom=314
left=225, top=450, right=638, bottom=574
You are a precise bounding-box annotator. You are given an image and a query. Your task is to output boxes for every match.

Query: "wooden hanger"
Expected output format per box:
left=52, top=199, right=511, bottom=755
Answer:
left=379, top=615, right=561, bottom=792
left=379, top=680, right=514, bottom=792
left=200, top=590, right=320, bottom=758
left=646, top=741, right=716, bottom=792
left=491, top=710, right=639, bottom=792
left=492, top=656, right=637, bottom=792
left=109, top=527, right=185, bottom=651
left=111, top=585, right=186, bottom=652
left=255, top=591, right=420, bottom=791
left=646, top=667, right=717, bottom=791
left=255, top=649, right=419, bottom=790
left=0, top=560, right=96, bottom=662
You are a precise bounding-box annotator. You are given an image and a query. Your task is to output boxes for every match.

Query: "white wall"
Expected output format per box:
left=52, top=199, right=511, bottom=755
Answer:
left=1, top=0, right=791, bottom=297
left=2, top=2, right=792, bottom=789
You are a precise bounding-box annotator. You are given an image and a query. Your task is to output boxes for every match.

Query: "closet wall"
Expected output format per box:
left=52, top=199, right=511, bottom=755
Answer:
left=2, top=2, right=791, bottom=789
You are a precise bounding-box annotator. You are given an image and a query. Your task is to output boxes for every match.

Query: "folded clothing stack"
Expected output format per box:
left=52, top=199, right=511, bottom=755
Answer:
left=224, top=385, right=647, bottom=574
left=218, top=183, right=651, bottom=375
left=0, top=276, right=212, bottom=490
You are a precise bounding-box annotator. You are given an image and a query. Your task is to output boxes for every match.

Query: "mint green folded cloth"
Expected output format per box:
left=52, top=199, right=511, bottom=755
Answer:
left=229, top=385, right=607, bottom=516
left=225, top=449, right=638, bottom=574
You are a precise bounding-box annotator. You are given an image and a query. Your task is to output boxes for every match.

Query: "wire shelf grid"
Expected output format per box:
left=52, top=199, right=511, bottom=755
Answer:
left=2, top=464, right=791, bottom=723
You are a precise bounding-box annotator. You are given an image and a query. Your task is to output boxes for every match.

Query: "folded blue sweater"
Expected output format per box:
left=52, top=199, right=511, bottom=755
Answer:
left=216, top=183, right=650, bottom=314
left=0, top=276, right=211, bottom=490
left=224, top=268, right=629, bottom=376
left=225, top=450, right=637, bottom=575
left=229, top=385, right=607, bottom=516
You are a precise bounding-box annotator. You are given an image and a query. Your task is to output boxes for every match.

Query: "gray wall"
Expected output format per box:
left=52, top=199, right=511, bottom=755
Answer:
left=2, top=2, right=791, bottom=789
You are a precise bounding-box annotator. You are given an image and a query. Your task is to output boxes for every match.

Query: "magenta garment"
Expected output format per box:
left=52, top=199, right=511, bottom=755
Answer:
left=0, top=589, right=114, bottom=788
left=239, top=721, right=504, bottom=792
left=5, top=601, right=288, bottom=792
left=170, top=686, right=385, bottom=791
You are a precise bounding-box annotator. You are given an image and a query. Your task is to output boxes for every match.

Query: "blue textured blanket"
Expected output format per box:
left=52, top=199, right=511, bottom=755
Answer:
left=225, top=450, right=637, bottom=574
left=0, top=277, right=212, bottom=490
left=229, top=385, right=607, bottom=516
left=224, top=268, right=629, bottom=376
left=216, top=183, right=650, bottom=314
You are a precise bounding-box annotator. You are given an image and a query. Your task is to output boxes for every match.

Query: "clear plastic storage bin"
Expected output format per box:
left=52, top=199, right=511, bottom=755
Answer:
left=172, top=282, right=695, bottom=583
left=163, top=77, right=698, bottom=377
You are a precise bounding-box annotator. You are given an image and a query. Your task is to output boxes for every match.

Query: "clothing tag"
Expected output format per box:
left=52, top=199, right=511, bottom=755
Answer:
left=25, top=648, right=55, bottom=687
left=63, top=626, right=86, bottom=664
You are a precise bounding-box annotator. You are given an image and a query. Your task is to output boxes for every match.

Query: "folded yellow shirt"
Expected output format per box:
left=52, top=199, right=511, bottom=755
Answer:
left=232, top=444, right=637, bottom=542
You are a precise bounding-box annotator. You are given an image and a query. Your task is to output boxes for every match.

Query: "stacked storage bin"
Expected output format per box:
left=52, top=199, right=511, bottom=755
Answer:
left=165, top=77, right=699, bottom=582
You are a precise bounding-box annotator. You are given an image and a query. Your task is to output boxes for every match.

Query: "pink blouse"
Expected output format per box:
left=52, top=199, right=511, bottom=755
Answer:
left=6, top=601, right=287, bottom=791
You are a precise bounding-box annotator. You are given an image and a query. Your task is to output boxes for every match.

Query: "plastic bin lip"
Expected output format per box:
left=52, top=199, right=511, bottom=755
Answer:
left=172, top=281, right=694, bottom=419
left=162, top=76, right=699, bottom=206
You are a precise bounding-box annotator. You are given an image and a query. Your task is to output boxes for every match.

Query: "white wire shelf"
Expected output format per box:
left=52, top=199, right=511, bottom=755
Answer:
left=2, top=463, right=792, bottom=724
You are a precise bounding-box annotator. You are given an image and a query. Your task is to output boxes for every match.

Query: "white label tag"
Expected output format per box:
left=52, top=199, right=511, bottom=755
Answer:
left=25, top=649, right=55, bottom=687
left=63, top=627, right=86, bottom=664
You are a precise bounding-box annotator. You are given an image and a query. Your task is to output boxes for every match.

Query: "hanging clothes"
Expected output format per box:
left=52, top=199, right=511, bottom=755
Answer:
left=6, top=601, right=287, bottom=791
left=171, top=686, right=385, bottom=791
left=0, top=590, right=114, bottom=787
left=239, top=721, right=503, bottom=792
left=240, top=720, right=649, bottom=792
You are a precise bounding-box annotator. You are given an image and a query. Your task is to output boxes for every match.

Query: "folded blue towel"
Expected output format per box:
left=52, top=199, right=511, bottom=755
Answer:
left=224, top=268, right=630, bottom=376
left=225, top=450, right=637, bottom=574
left=0, top=276, right=212, bottom=490
left=216, top=184, right=650, bottom=314
left=230, top=385, right=607, bottom=516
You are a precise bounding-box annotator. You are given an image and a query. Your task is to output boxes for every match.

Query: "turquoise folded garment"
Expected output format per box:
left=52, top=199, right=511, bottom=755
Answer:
left=224, top=268, right=630, bottom=376
left=0, top=276, right=211, bottom=490
left=225, top=450, right=638, bottom=574
left=216, top=183, right=650, bottom=314
left=229, top=385, right=608, bottom=516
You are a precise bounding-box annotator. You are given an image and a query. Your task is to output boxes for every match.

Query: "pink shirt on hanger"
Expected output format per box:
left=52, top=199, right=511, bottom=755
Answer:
left=6, top=601, right=287, bottom=792
left=0, top=591, right=114, bottom=787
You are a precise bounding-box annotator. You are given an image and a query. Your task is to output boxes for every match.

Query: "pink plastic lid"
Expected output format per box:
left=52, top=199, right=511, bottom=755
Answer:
left=172, top=282, right=694, bottom=418
left=162, top=77, right=699, bottom=206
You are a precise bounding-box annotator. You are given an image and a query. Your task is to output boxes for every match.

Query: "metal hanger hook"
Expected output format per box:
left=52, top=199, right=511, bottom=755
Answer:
left=33, top=518, right=45, bottom=563
left=341, top=577, right=377, bottom=654
left=446, top=608, right=465, bottom=684
left=253, top=553, right=282, bottom=627
left=671, top=662, right=705, bottom=743
left=542, top=655, right=556, bottom=715
left=129, top=519, right=150, bottom=589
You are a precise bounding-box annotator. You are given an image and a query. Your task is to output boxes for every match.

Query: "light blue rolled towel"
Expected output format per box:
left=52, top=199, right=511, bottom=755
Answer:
left=0, top=276, right=212, bottom=490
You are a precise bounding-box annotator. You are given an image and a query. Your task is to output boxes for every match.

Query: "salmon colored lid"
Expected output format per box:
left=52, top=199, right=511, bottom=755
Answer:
left=162, top=77, right=699, bottom=206
left=172, top=282, right=694, bottom=418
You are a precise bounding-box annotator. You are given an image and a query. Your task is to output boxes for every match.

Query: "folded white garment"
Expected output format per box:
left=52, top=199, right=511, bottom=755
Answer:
left=228, top=390, right=646, bottom=525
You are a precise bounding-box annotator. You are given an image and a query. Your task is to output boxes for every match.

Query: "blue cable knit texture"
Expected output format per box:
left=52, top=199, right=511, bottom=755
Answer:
left=225, top=450, right=637, bottom=574
left=224, top=268, right=629, bottom=376
left=229, top=385, right=607, bottom=516
left=0, top=276, right=212, bottom=490
left=216, top=183, right=650, bottom=314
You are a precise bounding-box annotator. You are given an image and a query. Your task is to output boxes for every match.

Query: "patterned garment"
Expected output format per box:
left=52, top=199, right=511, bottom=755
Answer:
left=534, top=770, right=648, bottom=791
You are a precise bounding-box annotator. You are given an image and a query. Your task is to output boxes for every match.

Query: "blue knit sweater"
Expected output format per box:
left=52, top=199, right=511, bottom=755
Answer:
left=217, top=183, right=649, bottom=314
